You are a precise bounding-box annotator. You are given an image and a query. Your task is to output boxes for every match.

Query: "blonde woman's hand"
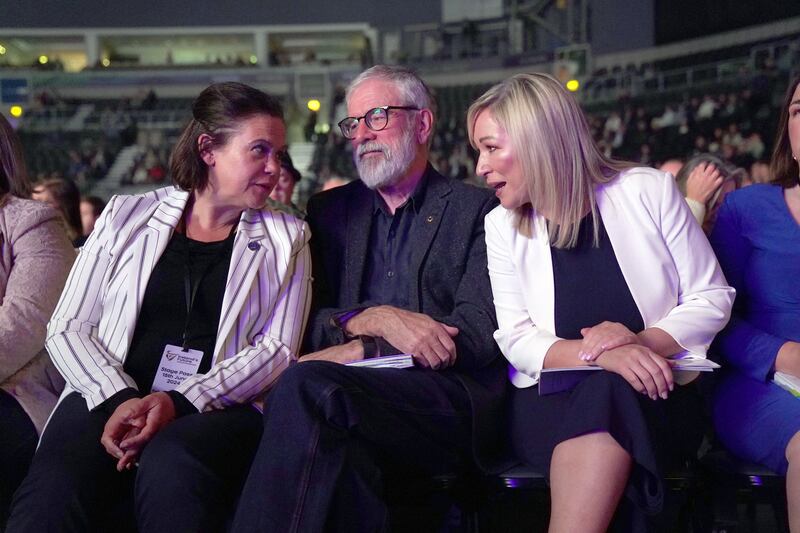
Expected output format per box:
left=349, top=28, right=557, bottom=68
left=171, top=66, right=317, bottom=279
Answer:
left=686, top=162, right=723, bottom=205
left=579, top=321, right=640, bottom=362
left=595, top=344, right=674, bottom=400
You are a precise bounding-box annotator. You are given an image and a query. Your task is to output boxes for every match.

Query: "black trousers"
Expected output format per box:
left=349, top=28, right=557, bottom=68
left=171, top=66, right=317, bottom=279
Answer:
left=231, top=361, right=474, bottom=533
left=0, top=390, right=38, bottom=530
left=6, top=392, right=262, bottom=533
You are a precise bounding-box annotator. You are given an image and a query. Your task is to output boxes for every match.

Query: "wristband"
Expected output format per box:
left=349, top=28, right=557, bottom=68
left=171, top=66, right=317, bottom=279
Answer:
left=331, top=307, right=367, bottom=337
left=359, top=335, right=380, bottom=358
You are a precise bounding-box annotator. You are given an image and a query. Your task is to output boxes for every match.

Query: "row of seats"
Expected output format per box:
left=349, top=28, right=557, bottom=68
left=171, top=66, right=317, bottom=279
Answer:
left=409, top=450, right=787, bottom=532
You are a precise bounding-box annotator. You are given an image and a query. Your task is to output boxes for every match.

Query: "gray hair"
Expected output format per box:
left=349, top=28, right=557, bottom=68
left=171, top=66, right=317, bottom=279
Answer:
left=346, top=64, right=437, bottom=119
left=344, top=65, right=436, bottom=150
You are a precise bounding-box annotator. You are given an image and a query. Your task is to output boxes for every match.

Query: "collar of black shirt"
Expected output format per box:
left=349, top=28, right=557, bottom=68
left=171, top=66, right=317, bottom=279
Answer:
left=371, top=165, right=431, bottom=217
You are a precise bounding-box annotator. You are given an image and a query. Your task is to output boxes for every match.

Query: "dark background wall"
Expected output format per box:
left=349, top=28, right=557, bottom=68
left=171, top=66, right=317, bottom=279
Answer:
left=655, top=0, right=800, bottom=44
left=0, top=0, right=442, bottom=29
left=589, top=0, right=655, bottom=54
left=4, top=0, right=796, bottom=55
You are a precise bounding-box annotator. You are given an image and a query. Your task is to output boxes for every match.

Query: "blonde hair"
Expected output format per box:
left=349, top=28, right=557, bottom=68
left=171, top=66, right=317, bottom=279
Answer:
left=467, top=73, right=633, bottom=248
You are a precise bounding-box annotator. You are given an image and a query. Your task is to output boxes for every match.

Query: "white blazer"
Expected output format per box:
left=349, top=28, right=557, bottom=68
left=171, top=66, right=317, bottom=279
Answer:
left=485, top=167, right=734, bottom=389
left=47, top=186, right=312, bottom=411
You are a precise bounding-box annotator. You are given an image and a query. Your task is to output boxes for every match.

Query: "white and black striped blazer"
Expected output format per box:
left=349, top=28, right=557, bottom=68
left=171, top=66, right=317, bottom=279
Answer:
left=47, top=186, right=312, bottom=412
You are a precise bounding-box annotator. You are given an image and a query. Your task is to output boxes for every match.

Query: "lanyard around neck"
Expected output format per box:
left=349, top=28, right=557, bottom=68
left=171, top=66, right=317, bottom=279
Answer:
left=180, top=228, right=236, bottom=351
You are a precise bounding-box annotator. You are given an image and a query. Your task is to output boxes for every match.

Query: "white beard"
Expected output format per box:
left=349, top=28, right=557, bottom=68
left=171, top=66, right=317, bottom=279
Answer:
left=354, top=127, right=418, bottom=190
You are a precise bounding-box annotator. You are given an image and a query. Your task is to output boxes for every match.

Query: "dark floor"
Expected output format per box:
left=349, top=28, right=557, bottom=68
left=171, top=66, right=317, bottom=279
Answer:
left=401, top=489, right=789, bottom=532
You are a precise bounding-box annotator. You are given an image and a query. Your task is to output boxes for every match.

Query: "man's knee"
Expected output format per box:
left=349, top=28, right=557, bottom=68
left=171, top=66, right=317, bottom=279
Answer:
left=268, top=361, right=361, bottom=431
left=271, top=361, right=347, bottom=402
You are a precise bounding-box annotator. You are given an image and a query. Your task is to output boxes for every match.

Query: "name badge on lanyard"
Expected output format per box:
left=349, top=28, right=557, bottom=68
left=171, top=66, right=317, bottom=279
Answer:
left=152, top=344, right=203, bottom=392
left=149, top=227, right=234, bottom=393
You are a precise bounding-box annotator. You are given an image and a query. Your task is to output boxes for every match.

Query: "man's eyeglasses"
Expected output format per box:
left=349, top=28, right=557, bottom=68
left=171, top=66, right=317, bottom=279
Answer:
left=337, top=106, right=419, bottom=139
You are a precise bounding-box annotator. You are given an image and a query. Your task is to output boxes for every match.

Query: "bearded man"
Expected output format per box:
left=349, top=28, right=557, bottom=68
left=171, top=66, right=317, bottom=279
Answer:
left=232, top=65, right=508, bottom=532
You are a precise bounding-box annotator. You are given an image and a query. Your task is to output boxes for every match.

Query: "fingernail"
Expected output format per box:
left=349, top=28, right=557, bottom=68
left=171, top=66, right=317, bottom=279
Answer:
left=660, top=391, right=668, bottom=400
left=669, top=384, right=674, bottom=392
left=651, top=394, right=657, bottom=401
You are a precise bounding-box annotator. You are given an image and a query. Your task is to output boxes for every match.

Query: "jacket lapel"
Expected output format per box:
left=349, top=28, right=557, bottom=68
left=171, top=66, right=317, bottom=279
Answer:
left=343, top=185, right=373, bottom=304
left=409, top=171, right=450, bottom=310
left=596, top=183, right=659, bottom=328
left=526, top=214, right=556, bottom=333
left=213, top=208, right=268, bottom=361
left=123, top=189, right=188, bottom=348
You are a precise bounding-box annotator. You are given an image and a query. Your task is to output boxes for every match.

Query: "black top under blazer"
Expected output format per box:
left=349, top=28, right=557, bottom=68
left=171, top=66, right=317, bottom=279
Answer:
left=303, top=165, right=510, bottom=472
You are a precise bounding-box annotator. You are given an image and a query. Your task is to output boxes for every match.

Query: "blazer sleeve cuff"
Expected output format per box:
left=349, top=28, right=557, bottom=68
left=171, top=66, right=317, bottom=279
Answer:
left=95, top=387, right=141, bottom=414
left=166, top=390, right=199, bottom=418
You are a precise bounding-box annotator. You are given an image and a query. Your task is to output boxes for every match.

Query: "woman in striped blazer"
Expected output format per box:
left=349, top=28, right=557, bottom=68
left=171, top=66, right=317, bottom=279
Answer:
left=7, top=83, right=312, bottom=533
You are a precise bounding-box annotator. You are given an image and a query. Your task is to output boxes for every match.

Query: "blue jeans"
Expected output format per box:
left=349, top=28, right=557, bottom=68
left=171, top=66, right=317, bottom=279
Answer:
left=232, top=361, right=474, bottom=533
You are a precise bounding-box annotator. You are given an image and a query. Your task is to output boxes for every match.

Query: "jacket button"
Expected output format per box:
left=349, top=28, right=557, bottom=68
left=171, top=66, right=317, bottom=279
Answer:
left=426, top=215, right=434, bottom=223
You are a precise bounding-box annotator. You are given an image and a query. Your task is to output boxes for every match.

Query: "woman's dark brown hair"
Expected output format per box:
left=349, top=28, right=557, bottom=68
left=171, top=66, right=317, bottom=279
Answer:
left=170, top=82, right=284, bottom=192
left=769, top=75, right=800, bottom=188
left=0, top=113, right=31, bottom=198
left=33, top=178, right=83, bottom=241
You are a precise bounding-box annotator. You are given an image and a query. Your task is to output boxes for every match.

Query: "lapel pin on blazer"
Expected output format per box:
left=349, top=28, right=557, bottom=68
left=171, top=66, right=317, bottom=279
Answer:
left=426, top=215, right=434, bottom=223
left=248, top=241, right=261, bottom=251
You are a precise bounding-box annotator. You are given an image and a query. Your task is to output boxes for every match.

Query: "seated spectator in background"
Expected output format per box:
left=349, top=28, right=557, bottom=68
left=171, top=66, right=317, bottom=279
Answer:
left=79, top=195, right=106, bottom=237
left=31, top=177, right=84, bottom=247
left=742, top=131, right=765, bottom=160
left=266, top=152, right=304, bottom=218
left=749, top=158, right=771, bottom=184
left=233, top=65, right=506, bottom=532
left=697, top=94, right=718, bottom=120
left=471, top=73, right=733, bottom=532
left=675, top=154, right=743, bottom=234
left=320, top=175, right=349, bottom=191
left=65, top=150, right=89, bottom=185
left=709, top=75, right=800, bottom=532
left=7, top=82, right=311, bottom=533
left=658, top=158, right=684, bottom=177
left=0, top=113, right=74, bottom=528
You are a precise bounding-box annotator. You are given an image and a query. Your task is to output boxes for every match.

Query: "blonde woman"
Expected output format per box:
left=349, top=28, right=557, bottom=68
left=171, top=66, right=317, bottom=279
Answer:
left=468, top=73, right=734, bottom=531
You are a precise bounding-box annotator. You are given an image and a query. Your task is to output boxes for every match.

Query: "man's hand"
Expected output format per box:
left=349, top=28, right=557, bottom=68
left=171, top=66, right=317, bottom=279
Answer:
left=346, top=306, right=459, bottom=369
left=300, top=339, right=365, bottom=364
left=100, top=392, right=176, bottom=471
left=579, top=321, right=640, bottom=361
left=686, top=162, right=723, bottom=205
left=595, top=344, right=674, bottom=400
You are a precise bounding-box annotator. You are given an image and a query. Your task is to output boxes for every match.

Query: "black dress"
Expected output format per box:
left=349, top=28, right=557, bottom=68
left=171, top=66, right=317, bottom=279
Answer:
left=510, top=213, right=703, bottom=524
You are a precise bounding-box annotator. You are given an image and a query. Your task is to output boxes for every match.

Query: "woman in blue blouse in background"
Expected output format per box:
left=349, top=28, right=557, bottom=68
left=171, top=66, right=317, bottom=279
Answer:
left=710, top=75, right=800, bottom=531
